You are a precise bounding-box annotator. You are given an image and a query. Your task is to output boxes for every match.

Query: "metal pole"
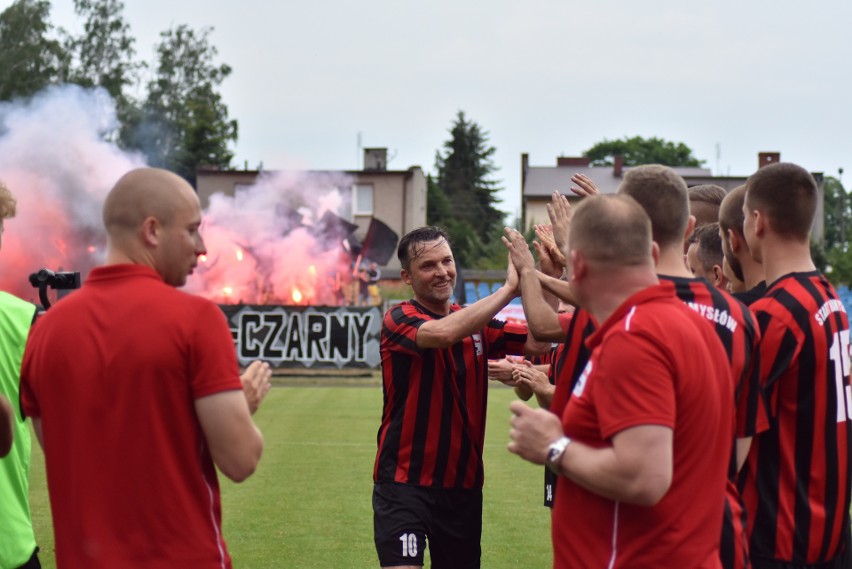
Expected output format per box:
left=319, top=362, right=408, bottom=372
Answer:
left=840, top=168, right=846, bottom=249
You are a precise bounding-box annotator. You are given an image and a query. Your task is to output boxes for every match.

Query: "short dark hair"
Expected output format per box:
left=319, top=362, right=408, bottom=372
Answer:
left=719, top=185, right=746, bottom=236
left=570, top=195, right=652, bottom=267
left=397, top=226, right=451, bottom=271
left=688, top=185, right=727, bottom=227
left=745, top=162, right=817, bottom=240
left=693, top=222, right=724, bottom=272
left=618, top=165, right=689, bottom=250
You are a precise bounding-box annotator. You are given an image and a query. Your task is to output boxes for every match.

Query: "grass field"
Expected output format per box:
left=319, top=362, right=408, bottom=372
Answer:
left=27, top=384, right=553, bottom=568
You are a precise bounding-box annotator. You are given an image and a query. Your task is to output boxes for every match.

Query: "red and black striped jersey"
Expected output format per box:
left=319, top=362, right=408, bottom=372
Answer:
left=544, top=309, right=597, bottom=508
left=373, top=300, right=528, bottom=489
left=549, top=308, right=597, bottom=419
left=733, top=281, right=768, bottom=307
left=738, top=272, right=852, bottom=565
left=661, top=276, right=766, bottom=439
left=529, top=350, right=553, bottom=367
left=662, top=275, right=765, bottom=569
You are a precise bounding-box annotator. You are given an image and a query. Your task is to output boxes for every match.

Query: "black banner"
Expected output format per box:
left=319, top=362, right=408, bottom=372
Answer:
left=220, top=305, right=382, bottom=369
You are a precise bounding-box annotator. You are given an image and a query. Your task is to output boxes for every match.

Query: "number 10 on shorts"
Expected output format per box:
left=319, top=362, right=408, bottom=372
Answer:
left=399, top=533, right=418, bottom=557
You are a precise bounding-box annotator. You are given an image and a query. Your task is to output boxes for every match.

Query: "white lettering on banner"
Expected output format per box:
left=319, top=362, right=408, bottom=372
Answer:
left=685, top=302, right=737, bottom=333
left=225, top=306, right=381, bottom=369
left=816, top=299, right=847, bottom=327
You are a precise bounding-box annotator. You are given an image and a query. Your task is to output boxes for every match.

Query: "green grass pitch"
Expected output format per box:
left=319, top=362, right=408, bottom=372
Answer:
left=27, top=385, right=552, bottom=568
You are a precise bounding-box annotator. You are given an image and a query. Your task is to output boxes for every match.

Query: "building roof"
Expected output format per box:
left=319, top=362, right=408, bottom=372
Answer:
left=524, top=164, right=713, bottom=197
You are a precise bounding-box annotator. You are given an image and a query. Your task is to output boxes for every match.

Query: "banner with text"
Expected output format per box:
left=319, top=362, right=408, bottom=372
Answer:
left=220, top=305, right=383, bottom=369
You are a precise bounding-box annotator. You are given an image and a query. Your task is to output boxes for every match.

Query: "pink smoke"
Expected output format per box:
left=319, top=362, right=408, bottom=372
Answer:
left=184, top=170, right=356, bottom=305
left=0, top=86, right=355, bottom=306
left=0, top=86, right=142, bottom=303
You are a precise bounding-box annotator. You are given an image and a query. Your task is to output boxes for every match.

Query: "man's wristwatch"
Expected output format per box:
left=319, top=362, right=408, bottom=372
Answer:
left=545, top=436, right=572, bottom=476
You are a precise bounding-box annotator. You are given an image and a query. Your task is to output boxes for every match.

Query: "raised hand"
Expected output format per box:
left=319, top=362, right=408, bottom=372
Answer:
left=502, top=227, right=537, bottom=276
left=532, top=225, right=566, bottom=277
left=546, top=192, right=573, bottom=262
left=570, top=173, right=600, bottom=197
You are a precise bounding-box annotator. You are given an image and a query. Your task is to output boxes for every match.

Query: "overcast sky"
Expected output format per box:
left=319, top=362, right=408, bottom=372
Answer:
left=17, top=0, right=852, bottom=221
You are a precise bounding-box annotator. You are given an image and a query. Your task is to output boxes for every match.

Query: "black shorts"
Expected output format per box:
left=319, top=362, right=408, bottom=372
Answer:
left=373, top=482, right=482, bottom=568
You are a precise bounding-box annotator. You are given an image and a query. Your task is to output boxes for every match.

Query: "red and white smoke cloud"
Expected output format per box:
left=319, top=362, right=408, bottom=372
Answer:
left=184, top=170, right=355, bottom=305
left=0, top=86, right=142, bottom=304
left=0, top=86, right=353, bottom=306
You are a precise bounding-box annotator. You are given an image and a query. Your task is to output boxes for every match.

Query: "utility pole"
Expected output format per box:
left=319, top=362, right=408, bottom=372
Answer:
left=840, top=167, right=846, bottom=249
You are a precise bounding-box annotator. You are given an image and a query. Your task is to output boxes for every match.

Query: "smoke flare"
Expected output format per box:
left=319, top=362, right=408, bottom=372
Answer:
left=0, top=85, right=354, bottom=306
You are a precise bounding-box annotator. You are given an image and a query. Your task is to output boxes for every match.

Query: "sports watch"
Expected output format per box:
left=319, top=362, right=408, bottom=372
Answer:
left=546, top=436, right=572, bottom=476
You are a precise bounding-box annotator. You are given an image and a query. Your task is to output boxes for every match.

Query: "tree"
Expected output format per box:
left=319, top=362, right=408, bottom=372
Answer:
left=584, top=136, right=705, bottom=167
left=126, top=25, right=237, bottom=186
left=822, top=175, right=850, bottom=251
left=818, top=174, right=852, bottom=285
left=0, top=0, right=68, bottom=101
left=428, top=111, right=504, bottom=268
left=64, top=0, right=142, bottom=137
left=826, top=247, right=852, bottom=286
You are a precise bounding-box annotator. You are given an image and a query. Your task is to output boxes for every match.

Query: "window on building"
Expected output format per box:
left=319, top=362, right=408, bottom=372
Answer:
left=353, top=184, right=374, bottom=215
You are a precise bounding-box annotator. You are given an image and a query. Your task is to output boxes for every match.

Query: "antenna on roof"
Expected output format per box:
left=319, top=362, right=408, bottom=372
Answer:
left=715, top=143, right=721, bottom=175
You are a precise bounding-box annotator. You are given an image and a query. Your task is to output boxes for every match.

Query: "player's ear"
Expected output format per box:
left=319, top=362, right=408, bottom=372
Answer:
left=683, top=216, right=696, bottom=245
left=651, top=242, right=661, bottom=267
left=753, top=210, right=766, bottom=237
left=570, top=250, right=585, bottom=281
left=712, top=264, right=724, bottom=287
left=140, top=216, right=160, bottom=247
left=727, top=228, right=740, bottom=253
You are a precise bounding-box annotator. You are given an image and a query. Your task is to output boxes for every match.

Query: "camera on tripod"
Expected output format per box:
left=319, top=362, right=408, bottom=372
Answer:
left=28, top=269, right=81, bottom=310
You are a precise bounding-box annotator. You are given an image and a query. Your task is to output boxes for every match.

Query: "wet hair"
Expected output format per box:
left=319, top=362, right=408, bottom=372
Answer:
left=618, top=164, right=689, bottom=250
left=688, top=184, right=727, bottom=227
left=745, top=162, right=817, bottom=240
left=0, top=180, right=17, bottom=219
left=397, top=226, right=451, bottom=271
left=570, top=195, right=652, bottom=267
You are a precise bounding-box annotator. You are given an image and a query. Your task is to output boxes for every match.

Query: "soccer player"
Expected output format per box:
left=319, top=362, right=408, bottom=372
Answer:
left=0, top=179, right=40, bottom=569
left=20, top=168, right=271, bottom=568
left=574, top=165, right=765, bottom=569
left=625, top=167, right=764, bottom=569
left=689, top=184, right=728, bottom=228
left=502, top=192, right=599, bottom=508
left=723, top=256, right=748, bottom=294
left=687, top=222, right=730, bottom=290
left=372, top=226, right=549, bottom=569
left=719, top=185, right=767, bottom=306
left=738, top=162, right=852, bottom=568
left=508, top=194, right=734, bottom=567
